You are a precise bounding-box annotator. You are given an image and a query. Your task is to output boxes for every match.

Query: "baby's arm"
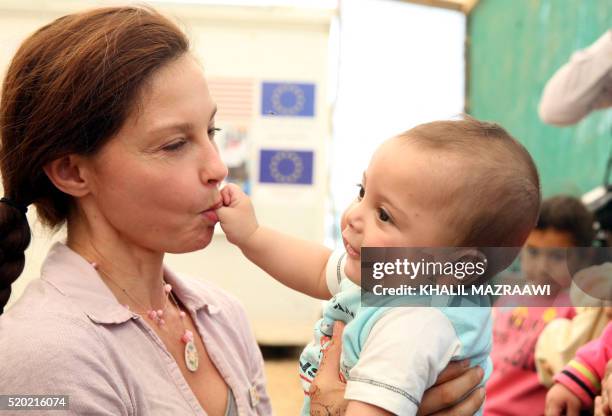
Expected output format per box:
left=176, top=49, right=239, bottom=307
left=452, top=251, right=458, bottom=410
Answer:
left=216, top=183, right=332, bottom=299
left=345, top=401, right=393, bottom=415
left=342, top=308, right=466, bottom=416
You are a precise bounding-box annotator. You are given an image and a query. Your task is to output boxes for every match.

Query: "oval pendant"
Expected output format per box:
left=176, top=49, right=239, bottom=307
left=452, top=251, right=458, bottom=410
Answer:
left=184, top=339, right=199, bottom=372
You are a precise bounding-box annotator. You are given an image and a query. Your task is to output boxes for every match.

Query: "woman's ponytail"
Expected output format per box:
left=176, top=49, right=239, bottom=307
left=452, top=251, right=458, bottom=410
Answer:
left=0, top=202, right=31, bottom=314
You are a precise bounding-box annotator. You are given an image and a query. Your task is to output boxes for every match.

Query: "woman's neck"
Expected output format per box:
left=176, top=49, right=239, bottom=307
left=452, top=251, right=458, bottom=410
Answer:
left=66, top=214, right=166, bottom=310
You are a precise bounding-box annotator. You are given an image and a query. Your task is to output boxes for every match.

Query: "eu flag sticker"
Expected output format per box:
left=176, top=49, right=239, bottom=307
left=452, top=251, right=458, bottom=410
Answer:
left=261, top=82, right=315, bottom=117
left=259, top=149, right=314, bottom=185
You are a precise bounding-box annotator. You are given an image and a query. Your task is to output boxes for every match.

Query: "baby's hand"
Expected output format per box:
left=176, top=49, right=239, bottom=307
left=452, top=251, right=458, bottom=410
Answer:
left=545, top=383, right=582, bottom=416
left=216, top=183, right=258, bottom=248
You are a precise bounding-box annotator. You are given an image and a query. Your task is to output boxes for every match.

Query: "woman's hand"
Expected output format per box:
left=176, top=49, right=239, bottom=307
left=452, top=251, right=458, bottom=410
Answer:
left=309, top=321, right=349, bottom=416
left=417, top=361, right=485, bottom=416
left=216, top=183, right=259, bottom=247
left=309, top=321, right=486, bottom=416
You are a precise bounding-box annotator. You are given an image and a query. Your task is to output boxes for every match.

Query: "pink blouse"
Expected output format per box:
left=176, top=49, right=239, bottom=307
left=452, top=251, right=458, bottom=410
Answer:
left=0, top=242, right=272, bottom=415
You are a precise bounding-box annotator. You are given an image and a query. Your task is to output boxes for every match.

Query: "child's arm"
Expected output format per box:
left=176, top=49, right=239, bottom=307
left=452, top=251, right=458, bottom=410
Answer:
left=551, top=323, right=612, bottom=411
left=545, top=383, right=582, bottom=416
left=216, top=183, right=332, bottom=300
left=535, top=307, right=607, bottom=387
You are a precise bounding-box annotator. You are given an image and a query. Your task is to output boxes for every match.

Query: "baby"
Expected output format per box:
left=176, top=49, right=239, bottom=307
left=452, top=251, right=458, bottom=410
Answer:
left=217, top=116, right=541, bottom=415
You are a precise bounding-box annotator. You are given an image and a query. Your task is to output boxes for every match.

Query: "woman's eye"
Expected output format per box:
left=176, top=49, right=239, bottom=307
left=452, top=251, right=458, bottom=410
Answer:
left=378, top=208, right=391, bottom=222
left=208, top=127, right=221, bottom=139
left=356, top=183, right=365, bottom=200
left=163, top=140, right=186, bottom=152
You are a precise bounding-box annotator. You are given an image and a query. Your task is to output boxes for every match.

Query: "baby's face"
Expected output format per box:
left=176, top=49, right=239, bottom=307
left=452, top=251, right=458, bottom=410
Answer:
left=341, top=138, right=459, bottom=283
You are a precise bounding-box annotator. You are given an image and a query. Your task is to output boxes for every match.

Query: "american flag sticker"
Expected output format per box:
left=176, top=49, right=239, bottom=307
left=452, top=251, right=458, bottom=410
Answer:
left=207, top=77, right=254, bottom=122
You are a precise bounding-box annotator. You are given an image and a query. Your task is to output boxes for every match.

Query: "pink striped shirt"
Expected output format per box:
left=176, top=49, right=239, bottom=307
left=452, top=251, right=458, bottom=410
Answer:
left=0, top=242, right=272, bottom=415
left=555, top=322, right=612, bottom=406
left=555, top=321, right=612, bottom=408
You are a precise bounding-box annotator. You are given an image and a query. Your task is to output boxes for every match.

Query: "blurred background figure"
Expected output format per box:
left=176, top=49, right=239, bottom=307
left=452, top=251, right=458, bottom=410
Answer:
left=485, top=195, right=600, bottom=416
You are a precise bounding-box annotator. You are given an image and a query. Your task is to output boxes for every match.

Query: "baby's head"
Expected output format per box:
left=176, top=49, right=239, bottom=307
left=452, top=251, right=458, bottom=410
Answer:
left=342, top=116, right=541, bottom=281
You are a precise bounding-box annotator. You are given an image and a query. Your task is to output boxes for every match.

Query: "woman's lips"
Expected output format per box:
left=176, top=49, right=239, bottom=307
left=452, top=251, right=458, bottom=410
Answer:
left=343, top=237, right=360, bottom=259
left=202, top=210, right=219, bottom=224
left=202, top=201, right=222, bottom=224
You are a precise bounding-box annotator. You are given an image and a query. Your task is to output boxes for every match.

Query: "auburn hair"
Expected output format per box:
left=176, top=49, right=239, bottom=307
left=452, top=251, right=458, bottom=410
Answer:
left=0, top=6, right=189, bottom=314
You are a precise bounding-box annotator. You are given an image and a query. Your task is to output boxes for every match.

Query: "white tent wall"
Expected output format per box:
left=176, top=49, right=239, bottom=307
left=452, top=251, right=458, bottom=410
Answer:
left=329, top=0, right=466, bottom=226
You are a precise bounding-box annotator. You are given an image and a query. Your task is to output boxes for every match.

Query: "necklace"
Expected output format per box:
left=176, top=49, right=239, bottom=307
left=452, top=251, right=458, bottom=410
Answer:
left=90, top=261, right=199, bottom=372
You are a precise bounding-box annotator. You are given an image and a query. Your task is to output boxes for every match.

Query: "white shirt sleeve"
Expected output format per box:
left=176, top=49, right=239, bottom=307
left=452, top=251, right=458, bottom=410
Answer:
left=325, top=249, right=348, bottom=295
left=344, top=308, right=462, bottom=416
left=539, top=30, right=612, bottom=125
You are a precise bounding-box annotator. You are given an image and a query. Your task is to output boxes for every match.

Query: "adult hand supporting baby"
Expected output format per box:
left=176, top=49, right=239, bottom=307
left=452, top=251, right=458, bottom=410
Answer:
left=309, top=321, right=349, bottom=415
left=310, top=322, right=486, bottom=416
left=418, top=361, right=486, bottom=416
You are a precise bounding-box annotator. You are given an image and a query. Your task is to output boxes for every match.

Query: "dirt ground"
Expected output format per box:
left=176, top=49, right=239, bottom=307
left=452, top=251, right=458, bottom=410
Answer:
left=262, top=346, right=304, bottom=415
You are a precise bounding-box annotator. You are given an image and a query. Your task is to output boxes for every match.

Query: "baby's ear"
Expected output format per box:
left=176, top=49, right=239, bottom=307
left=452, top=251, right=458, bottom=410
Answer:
left=452, top=248, right=487, bottom=263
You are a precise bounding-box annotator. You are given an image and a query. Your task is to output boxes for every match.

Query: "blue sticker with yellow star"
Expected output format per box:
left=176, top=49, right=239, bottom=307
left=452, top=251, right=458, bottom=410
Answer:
left=259, top=149, right=314, bottom=185
left=261, top=82, right=315, bottom=117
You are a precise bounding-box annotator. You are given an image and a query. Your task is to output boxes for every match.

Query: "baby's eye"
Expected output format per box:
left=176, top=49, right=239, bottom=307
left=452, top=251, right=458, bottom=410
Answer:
left=356, top=183, right=365, bottom=200
left=378, top=208, right=391, bottom=222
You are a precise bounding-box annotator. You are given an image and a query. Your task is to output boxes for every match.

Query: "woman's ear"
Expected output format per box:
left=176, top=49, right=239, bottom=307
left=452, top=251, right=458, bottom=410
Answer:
left=43, top=155, right=91, bottom=198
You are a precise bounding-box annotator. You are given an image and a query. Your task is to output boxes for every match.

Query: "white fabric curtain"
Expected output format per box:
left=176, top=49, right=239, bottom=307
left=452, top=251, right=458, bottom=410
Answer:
left=326, top=0, right=466, bottom=245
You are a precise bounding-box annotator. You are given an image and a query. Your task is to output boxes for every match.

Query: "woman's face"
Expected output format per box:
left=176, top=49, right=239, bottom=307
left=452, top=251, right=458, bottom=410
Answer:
left=85, top=54, right=227, bottom=253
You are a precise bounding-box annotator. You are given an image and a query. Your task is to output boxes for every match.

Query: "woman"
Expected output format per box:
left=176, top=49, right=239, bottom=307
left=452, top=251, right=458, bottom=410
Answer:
left=0, top=6, right=484, bottom=415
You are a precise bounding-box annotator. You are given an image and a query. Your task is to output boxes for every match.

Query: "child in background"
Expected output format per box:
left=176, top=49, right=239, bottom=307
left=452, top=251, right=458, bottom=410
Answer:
left=218, top=117, right=541, bottom=415
left=484, top=196, right=596, bottom=416
left=546, top=321, right=612, bottom=415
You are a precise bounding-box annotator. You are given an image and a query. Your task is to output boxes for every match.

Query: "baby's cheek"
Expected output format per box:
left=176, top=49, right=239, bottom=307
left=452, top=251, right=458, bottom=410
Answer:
left=363, top=232, right=407, bottom=248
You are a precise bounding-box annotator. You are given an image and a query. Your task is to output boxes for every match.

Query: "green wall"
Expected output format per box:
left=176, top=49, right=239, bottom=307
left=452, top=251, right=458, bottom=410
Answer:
left=468, top=0, right=611, bottom=197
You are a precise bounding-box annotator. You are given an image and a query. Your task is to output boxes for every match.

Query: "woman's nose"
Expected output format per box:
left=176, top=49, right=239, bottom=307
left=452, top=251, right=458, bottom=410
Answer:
left=201, top=142, right=228, bottom=187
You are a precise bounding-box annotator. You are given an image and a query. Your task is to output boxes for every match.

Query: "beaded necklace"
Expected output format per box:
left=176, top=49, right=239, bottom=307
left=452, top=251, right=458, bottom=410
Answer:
left=90, top=261, right=199, bottom=372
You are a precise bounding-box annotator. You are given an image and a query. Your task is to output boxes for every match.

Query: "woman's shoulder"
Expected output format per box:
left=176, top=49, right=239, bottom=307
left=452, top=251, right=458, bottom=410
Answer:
left=0, top=278, right=104, bottom=358
left=0, top=294, right=130, bottom=413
